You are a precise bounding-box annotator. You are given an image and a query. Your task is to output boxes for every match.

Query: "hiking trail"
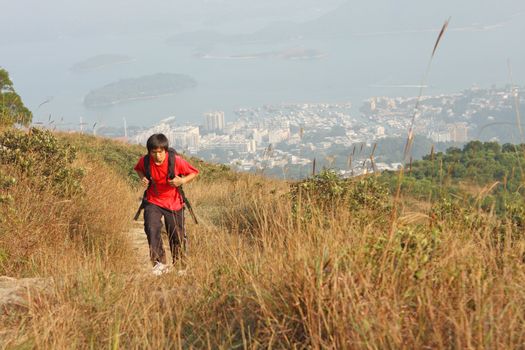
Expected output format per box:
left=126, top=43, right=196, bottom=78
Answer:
left=128, top=220, right=152, bottom=273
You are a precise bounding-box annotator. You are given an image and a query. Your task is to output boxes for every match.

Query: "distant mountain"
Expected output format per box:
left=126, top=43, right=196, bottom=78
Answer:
left=167, top=0, right=524, bottom=46
left=298, top=0, right=522, bottom=36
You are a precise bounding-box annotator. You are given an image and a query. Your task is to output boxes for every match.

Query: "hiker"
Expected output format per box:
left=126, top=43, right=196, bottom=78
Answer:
left=134, top=133, right=199, bottom=275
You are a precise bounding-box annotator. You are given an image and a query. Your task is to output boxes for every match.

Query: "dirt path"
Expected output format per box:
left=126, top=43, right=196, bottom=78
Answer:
left=127, top=217, right=203, bottom=274
left=128, top=220, right=152, bottom=273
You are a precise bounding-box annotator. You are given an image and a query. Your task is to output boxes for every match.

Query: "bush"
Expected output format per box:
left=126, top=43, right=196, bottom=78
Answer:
left=0, top=171, right=15, bottom=205
left=366, top=225, right=442, bottom=280
left=0, top=128, right=84, bottom=197
left=290, top=170, right=392, bottom=223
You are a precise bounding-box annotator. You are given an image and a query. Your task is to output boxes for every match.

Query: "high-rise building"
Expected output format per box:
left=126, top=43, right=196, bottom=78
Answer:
left=370, top=98, right=376, bottom=112
left=168, top=126, right=200, bottom=149
left=204, top=111, right=225, bottom=132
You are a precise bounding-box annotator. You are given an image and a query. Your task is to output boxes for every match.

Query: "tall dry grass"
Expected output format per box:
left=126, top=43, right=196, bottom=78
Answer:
left=0, top=154, right=136, bottom=277
left=4, top=172, right=525, bottom=348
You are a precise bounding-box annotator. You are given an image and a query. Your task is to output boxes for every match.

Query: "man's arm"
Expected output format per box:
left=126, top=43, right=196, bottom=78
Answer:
left=168, top=156, right=199, bottom=188
left=168, top=172, right=197, bottom=188
left=135, top=170, right=149, bottom=189
left=133, top=169, right=149, bottom=221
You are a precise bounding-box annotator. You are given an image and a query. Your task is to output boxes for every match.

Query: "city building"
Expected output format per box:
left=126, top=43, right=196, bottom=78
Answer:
left=205, top=111, right=225, bottom=132
left=167, top=126, right=200, bottom=149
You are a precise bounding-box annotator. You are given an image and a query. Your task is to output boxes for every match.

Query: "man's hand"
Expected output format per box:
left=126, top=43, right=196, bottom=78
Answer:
left=168, top=176, right=185, bottom=188
left=141, top=177, right=150, bottom=189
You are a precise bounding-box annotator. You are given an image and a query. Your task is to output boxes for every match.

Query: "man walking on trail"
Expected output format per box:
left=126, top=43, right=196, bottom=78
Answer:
left=134, top=133, right=199, bottom=275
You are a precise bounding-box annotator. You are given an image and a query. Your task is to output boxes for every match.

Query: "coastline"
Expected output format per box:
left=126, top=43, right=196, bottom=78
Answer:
left=83, top=91, right=184, bottom=108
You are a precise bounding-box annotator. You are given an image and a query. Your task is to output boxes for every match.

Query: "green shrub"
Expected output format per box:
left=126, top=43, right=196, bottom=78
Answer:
left=365, top=225, right=442, bottom=281
left=290, top=170, right=392, bottom=223
left=347, top=176, right=391, bottom=212
left=0, top=171, right=15, bottom=206
left=504, top=194, right=525, bottom=229
left=0, top=128, right=84, bottom=197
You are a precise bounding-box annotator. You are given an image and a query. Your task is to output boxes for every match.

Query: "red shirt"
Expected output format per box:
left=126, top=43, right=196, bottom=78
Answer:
left=134, top=155, right=199, bottom=211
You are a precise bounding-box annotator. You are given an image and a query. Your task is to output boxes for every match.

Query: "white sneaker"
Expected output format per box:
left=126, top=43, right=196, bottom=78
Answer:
left=152, top=262, right=169, bottom=276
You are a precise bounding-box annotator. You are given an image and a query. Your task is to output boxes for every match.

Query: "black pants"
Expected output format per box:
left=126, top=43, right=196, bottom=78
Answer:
left=143, top=202, right=186, bottom=265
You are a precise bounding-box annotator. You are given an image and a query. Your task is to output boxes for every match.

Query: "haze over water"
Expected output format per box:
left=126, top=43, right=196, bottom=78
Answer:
left=1, top=0, right=524, bottom=128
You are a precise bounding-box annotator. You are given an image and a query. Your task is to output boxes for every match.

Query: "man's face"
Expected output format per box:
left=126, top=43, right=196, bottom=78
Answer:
left=149, top=147, right=166, bottom=165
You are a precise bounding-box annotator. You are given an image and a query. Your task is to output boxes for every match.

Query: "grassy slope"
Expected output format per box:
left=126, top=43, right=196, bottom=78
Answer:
left=2, top=130, right=525, bottom=348
left=0, top=129, right=138, bottom=277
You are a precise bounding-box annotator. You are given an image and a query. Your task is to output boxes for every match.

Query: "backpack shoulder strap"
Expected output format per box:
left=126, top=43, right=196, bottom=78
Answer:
left=143, top=154, right=152, bottom=180
left=167, top=148, right=177, bottom=180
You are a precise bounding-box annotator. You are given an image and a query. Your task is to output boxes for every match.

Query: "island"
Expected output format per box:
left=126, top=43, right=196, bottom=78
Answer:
left=70, top=54, right=134, bottom=72
left=83, top=73, right=197, bottom=108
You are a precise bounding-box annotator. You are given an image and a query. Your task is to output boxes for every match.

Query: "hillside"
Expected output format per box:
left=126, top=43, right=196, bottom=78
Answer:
left=381, top=140, right=525, bottom=216
left=2, top=128, right=525, bottom=348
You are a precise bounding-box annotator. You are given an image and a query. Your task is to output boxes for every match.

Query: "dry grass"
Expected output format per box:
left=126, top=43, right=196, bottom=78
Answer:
left=3, top=170, right=525, bottom=348
left=0, top=154, right=136, bottom=277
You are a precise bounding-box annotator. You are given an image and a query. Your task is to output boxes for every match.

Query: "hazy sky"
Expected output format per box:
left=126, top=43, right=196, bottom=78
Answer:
left=0, top=0, right=346, bottom=43
left=2, top=0, right=523, bottom=37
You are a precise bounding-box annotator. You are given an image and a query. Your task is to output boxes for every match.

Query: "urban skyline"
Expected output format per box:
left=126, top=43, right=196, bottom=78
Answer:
left=126, top=84, right=524, bottom=178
